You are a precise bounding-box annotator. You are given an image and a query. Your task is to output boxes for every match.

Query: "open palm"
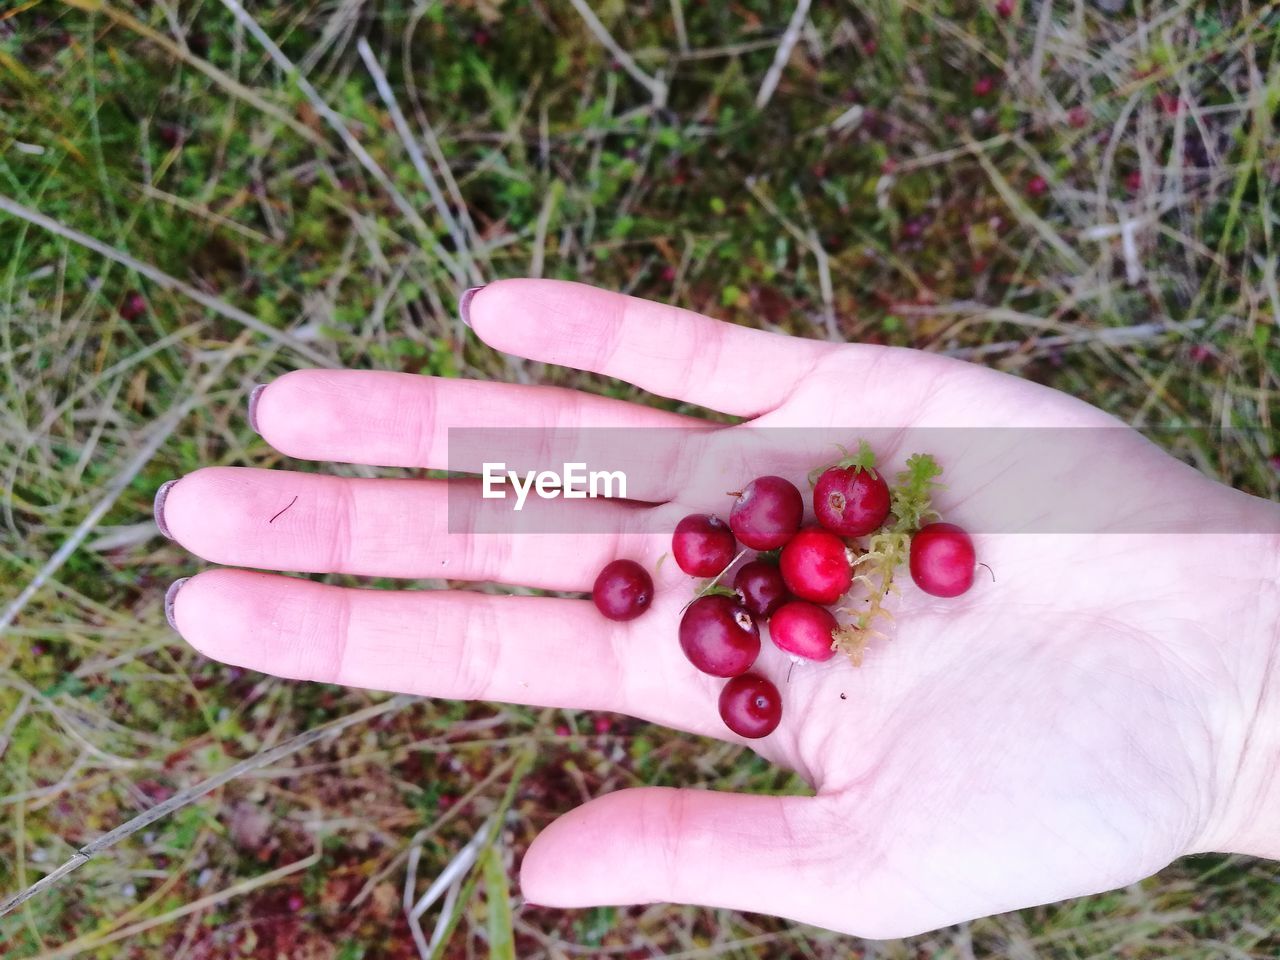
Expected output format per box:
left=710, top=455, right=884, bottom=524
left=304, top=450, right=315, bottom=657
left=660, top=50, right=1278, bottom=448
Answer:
left=163, top=280, right=1278, bottom=938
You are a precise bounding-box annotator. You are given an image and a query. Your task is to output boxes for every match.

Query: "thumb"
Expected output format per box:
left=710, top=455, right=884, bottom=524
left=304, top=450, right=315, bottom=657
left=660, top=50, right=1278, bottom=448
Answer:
left=520, top=786, right=845, bottom=927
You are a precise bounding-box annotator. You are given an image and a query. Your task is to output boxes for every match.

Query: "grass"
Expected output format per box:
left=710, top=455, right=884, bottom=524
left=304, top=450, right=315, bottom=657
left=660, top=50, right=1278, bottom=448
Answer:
left=1, top=0, right=1278, bottom=956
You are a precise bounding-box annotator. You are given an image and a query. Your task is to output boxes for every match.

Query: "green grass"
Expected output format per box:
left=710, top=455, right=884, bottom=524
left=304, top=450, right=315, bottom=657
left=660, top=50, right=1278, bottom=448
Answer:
left=1, top=0, right=1278, bottom=956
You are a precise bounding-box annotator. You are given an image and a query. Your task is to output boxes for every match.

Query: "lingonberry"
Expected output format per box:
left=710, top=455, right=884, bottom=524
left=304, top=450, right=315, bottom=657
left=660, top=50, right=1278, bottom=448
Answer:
left=779, top=527, right=853, bottom=604
left=768, top=601, right=838, bottom=661
left=729, top=475, right=803, bottom=550
left=672, top=514, right=736, bottom=577
left=718, top=673, right=782, bottom=739
left=592, top=559, right=653, bottom=621
left=678, top=595, right=760, bottom=677
left=734, top=560, right=790, bottom=619
left=909, top=522, right=976, bottom=597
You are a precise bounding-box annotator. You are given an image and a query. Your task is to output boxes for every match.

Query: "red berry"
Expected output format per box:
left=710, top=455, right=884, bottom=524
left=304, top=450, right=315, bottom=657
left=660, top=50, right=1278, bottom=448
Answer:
left=678, top=595, right=760, bottom=677
left=118, top=290, right=147, bottom=321
left=909, top=522, right=976, bottom=597
left=780, top=528, right=853, bottom=604
left=672, top=514, right=736, bottom=577
left=995, top=0, right=1014, bottom=17
left=1027, top=175, right=1048, bottom=198
left=768, top=601, right=838, bottom=661
left=554, top=724, right=570, bottom=736
left=729, top=476, right=803, bottom=550
left=1125, top=171, right=1142, bottom=192
left=733, top=560, right=790, bottom=619
left=1068, top=106, right=1089, bottom=128
left=718, top=673, right=782, bottom=739
left=973, top=75, right=996, bottom=97
left=813, top=465, right=890, bottom=537
left=593, top=715, right=613, bottom=735
left=592, top=559, right=653, bottom=621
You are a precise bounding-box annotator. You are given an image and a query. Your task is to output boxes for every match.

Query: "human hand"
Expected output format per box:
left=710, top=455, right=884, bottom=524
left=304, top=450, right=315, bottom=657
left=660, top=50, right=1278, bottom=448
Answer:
left=159, top=280, right=1280, bottom=938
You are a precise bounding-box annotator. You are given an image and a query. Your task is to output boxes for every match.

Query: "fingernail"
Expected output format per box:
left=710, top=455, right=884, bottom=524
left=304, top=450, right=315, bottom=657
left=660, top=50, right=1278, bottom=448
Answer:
left=458, top=286, right=485, bottom=328
left=154, top=480, right=178, bottom=540
left=247, top=384, right=268, bottom=435
left=164, top=577, right=190, bottom=631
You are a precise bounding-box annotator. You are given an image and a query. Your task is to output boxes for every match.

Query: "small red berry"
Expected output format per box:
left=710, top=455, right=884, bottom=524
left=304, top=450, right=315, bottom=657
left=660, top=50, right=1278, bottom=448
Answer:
left=593, top=715, right=613, bottom=735
left=768, top=601, right=838, bottom=661
left=909, top=522, right=976, bottom=597
left=813, top=464, right=891, bottom=537
left=592, top=559, right=653, bottom=621
left=672, top=514, right=736, bottom=577
left=729, top=476, right=803, bottom=550
left=119, top=290, right=147, bottom=321
left=554, top=724, right=570, bottom=737
left=718, top=673, right=782, bottom=739
left=1068, top=106, right=1089, bottom=128
left=733, top=560, right=790, bottom=619
left=1125, top=171, right=1142, bottom=192
left=1189, top=344, right=1212, bottom=364
left=780, top=528, right=853, bottom=605
left=1027, top=175, right=1048, bottom=198
left=973, top=75, right=996, bottom=97
left=679, top=595, right=760, bottom=677
left=995, top=0, right=1014, bottom=17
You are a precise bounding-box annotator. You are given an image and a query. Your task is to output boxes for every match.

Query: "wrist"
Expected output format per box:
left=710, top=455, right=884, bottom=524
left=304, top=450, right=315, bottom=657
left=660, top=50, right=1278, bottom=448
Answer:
left=1202, top=525, right=1280, bottom=860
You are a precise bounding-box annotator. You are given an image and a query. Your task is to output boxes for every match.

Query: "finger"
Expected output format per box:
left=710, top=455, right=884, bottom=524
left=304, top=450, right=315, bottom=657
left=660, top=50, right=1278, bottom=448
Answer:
left=465, top=279, right=833, bottom=417
left=251, top=368, right=699, bottom=471
left=521, top=787, right=850, bottom=930
left=170, top=569, right=696, bottom=725
left=160, top=466, right=657, bottom=590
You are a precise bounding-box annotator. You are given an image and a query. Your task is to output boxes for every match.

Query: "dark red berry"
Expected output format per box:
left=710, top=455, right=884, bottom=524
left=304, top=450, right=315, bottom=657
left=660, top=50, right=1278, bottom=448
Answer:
left=813, top=465, right=890, bottom=537
left=1125, top=171, right=1142, bottom=192
left=768, top=601, right=838, bottom=661
left=733, top=560, right=790, bottom=619
left=779, top=528, right=852, bottom=605
left=973, top=75, right=996, bottom=96
left=729, top=476, right=803, bottom=550
left=592, top=559, right=653, bottom=621
left=1027, top=175, right=1048, bottom=198
left=672, top=514, right=736, bottom=577
left=119, top=290, right=147, bottom=321
left=909, top=522, right=976, bottom=597
left=678, top=595, right=760, bottom=677
left=995, top=0, right=1014, bottom=17
left=718, top=673, right=782, bottom=739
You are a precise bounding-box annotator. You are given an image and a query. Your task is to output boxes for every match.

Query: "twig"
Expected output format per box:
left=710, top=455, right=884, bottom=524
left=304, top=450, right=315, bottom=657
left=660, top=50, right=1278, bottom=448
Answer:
left=0, top=695, right=414, bottom=917
left=0, top=195, right=336, bottom=368
left=564, top=0, right=667, bottom=105
left=755, top=0, right=813, bottom=109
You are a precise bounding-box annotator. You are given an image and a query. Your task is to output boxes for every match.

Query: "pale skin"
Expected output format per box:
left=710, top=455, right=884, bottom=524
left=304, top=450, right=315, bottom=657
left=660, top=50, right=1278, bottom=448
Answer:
left=162, top=279, right=1280, bottom=939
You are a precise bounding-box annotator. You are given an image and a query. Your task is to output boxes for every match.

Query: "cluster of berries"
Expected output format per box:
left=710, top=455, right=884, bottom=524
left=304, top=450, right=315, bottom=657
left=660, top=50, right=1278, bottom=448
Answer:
left=592, top=444, right=977, bottom=739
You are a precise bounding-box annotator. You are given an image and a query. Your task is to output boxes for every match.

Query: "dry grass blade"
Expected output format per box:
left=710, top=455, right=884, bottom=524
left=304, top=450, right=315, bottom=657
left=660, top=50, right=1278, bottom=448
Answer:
left=0, top=695, right=414, bottom=919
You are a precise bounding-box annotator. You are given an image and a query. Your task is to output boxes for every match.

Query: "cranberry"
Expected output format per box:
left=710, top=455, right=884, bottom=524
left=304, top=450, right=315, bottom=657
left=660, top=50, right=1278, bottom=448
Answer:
left=678, top=596, right=760, bottom=677
left=118, top=290, right=147, bottom=321
left=780, top=528, right=853, bottom=605
left=592, top=559, right=653, bottom=621
left=733, top=560, right=790, bottom=619
left=671, top=514, right=736, bottom=577
left=768, top=601, right=838, bottom=661
left=718, top=673, right=782, bottom=739
left=909, top=523, right=976, bottom=597
left=813, top=465, right=890, bottom=537
left=729, top=476, right=803, bottom=550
